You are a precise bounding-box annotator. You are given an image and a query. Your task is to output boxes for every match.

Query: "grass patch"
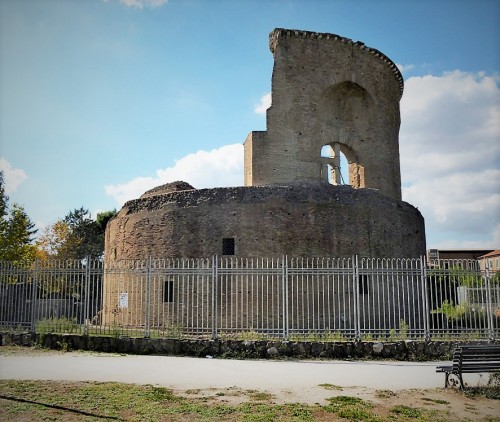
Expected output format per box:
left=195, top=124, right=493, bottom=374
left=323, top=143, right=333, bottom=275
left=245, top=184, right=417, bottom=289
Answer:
left=390, top=404, right=423, bottom=418
left=246, top=390, right=274, bottom=401
left=324, top=395, right=381, bottom=421
left=0, top=380, right=316, bottom=421
left=422, top=397, right=449, bottom=405
left=463, top=380, right=500, bottom=400
left=318, top=383, right=343, bottom=391
left=375, top=389, right=396, bottom=398
left=1, top=378, right=498, bottom=421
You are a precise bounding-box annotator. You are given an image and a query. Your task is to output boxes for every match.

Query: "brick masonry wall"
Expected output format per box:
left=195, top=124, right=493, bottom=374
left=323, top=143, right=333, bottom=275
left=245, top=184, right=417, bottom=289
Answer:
left=245, top=29, right=403, bottom=200
left=105, top=183, right=425, bottom=261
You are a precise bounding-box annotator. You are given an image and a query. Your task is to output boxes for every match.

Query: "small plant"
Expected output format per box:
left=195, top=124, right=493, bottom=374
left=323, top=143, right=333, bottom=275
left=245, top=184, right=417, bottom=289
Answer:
left=56, top=340, right=70, bottom=352
left=246, top=390, right=274, bottom=401
left=432, top=300, right=468, bottom=320
left=36, top=317, right=77, bottom=335
left=149, top=386, right=178, bottom=402
left=387, top=319, right=409, bottom=341
left=111, top=323, right=121, bottom=338
left=399, top=319, right=408, bottom=339
left=390, top=404, right=422, bottom=418
left=318, top=383, right=343, bottom=391
left=488, top=371, right=500, bottom=387
left=288, top=330, right=347, bottom=342
left=239, top=329, right=262, bottom=341
left=324, top=396, right=380, bottom=421
left=161, top=323, right=185, bottom=339
left=375, top=389, right=396, bottom=398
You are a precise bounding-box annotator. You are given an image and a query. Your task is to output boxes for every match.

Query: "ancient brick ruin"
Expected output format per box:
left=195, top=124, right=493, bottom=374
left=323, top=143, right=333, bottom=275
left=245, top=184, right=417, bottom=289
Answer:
left=102, top=29, right=427, bottom=334
left=105, top=28, right=425, bottom=261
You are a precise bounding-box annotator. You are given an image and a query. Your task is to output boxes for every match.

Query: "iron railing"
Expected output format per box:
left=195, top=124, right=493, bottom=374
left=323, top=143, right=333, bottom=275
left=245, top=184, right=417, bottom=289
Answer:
left=0, top=257, right=498, bottom=341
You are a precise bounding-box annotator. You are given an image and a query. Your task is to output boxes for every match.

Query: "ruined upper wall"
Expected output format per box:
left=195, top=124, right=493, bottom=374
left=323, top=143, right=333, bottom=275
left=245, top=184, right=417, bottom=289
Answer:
left=269, top=28, right=404, bottom=99
left=245, top=28, right=403, bottom=200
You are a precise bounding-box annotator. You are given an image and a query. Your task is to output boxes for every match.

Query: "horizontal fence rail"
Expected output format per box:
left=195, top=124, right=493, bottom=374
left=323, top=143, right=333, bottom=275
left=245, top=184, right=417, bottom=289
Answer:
left=0, top=257, right=498, bottom=341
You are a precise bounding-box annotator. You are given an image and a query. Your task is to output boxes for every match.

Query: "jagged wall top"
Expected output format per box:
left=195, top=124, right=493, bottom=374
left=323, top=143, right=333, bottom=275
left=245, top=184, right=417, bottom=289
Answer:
left=269, top=28, right=404, bottom=99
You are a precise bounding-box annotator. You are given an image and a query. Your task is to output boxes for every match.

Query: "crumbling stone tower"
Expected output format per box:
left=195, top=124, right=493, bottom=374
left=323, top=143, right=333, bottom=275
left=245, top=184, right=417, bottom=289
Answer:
left=105, top=28, right=425, bottom=261
left=102, top=29, right=426, bottom=333
left=245, top=28, right=403, bottom=200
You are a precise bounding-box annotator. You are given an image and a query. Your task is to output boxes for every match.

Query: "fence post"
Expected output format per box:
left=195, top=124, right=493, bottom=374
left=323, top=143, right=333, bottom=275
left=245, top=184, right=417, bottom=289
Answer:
left=484, top=264, right=495, bottom=341
left=83, top=257, right=91, bottom=335
left=212, top=255, right=218, bottom=340
left=353, top=255, right=361, bottom=341
left=30, top=259, right=38, bottom=334
left=282, top=255, right=289, bottom=340
left=145, top=256, right=151, bottom=338
left=420, top=256, right=431, bottom=341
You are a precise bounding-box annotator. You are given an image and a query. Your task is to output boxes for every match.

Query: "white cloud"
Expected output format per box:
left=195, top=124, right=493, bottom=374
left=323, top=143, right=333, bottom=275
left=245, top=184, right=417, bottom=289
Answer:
left=105, top=144, right=243, bottom=206
left=400, top=71, right=500, bottom=248
left=105, top=71, right=500, bottom=249
left=254, top=92, right=271, bottom=114
left=396, top=63, right=415, bottom=74
left=104, top=0, right=168, bottom=9
left=0, top=158, right=27, bottom=194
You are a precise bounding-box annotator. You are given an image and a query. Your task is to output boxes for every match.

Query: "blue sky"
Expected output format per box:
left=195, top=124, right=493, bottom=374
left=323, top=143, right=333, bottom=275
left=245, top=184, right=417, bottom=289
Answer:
left=0, top=0, right=499, bottom=250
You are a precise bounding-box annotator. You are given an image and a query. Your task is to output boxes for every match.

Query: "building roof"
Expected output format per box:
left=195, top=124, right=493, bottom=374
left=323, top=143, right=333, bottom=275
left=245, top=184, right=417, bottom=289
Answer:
left=478, top=249, right=500, bottom=260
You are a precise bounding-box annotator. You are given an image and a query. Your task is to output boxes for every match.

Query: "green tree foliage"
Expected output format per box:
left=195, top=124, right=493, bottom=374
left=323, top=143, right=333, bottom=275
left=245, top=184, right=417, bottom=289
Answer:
left=0, top=171, right=37, bottom=262
left=37, top=207, right=116, bottom=259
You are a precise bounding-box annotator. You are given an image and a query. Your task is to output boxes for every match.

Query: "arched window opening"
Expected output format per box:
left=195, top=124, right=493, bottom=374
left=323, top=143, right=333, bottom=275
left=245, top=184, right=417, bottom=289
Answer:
left=320, top=143, right=348, bottom=185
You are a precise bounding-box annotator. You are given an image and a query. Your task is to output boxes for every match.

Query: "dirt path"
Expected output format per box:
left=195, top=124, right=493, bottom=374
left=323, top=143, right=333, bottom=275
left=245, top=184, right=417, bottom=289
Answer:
left=1, top=346, right=499, bottom=420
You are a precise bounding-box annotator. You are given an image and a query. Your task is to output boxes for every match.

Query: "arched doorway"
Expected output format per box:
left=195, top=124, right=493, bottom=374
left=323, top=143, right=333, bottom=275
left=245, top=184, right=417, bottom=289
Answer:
left=320, top=143, right=350, bottom=185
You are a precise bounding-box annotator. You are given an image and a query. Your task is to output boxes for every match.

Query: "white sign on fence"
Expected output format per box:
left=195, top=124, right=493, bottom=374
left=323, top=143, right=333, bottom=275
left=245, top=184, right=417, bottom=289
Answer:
left=118, top=292, right=128, bottom=309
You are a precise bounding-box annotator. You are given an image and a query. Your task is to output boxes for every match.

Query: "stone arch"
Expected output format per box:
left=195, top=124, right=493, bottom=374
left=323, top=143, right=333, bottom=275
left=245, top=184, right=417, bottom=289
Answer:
left=318, top=81, right=376, bottom=132
left=320, top=143, right=363, bottom=188
left=317, top=82, right=374, bottom=189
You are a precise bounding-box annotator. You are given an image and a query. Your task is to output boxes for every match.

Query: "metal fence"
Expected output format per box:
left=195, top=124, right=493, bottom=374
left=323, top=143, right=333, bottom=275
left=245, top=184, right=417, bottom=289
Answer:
left=0, top=257, right=498, bottom=341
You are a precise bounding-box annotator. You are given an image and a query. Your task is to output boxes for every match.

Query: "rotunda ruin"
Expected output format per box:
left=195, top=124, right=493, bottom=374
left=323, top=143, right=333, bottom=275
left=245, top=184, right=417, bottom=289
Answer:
left=105, top=28, right=426, bottom=262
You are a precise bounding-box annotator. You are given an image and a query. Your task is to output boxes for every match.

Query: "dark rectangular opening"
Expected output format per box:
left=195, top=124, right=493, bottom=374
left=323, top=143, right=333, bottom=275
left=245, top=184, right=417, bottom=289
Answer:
left=163, top=280, right=174, bottom=302
left=222, top=238, right=235, bottom=255
left=359, top=275, right=369, bottom=294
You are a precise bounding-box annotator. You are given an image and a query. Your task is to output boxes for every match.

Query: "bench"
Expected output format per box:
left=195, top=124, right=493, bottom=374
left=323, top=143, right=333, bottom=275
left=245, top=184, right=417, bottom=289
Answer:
left=436, top=344, right=500, bottom=389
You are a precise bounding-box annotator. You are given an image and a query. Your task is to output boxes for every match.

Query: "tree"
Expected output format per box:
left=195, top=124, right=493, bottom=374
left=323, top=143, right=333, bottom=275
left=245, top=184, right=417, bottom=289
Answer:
left=0, top=171, right=37, bottom=262
left=36, top=220, right=75, bottom=260
left=36, top=207, right=116, bottom=259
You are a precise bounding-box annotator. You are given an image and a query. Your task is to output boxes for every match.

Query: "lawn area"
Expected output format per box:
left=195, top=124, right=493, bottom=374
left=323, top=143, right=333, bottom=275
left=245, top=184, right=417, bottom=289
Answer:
left=1, top=378, right=499, bottom=421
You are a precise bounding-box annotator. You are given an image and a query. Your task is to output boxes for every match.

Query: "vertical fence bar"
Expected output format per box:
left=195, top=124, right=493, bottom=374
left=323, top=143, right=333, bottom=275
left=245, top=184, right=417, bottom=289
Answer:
left=212, top=255, right=218, bottom=340
left=84, top=257, right=91, bottom=335
left=30, top=259, right=38, bottom=333
left=145, top=256, right=151, bottom=338
left=353, top=255, right=361, bottom=341
left=484, top=264, right=495, bottom=341
left=282, top=255, right=288, bottom=340
left=420, top=256, right=431, bottom=341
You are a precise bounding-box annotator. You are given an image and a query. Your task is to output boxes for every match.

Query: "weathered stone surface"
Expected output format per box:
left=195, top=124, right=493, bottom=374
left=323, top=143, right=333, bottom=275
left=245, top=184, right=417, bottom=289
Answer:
left=2, top=332, right=498, bottom=361
left=105, top=183, right=425, bottom=260
left=266, top=346, right=279, bottom=357
left=372, top=342, right=384, bottom=354
left=140, top=181, right=195, bottom=199
left=245, top=28, right=404, bottom=201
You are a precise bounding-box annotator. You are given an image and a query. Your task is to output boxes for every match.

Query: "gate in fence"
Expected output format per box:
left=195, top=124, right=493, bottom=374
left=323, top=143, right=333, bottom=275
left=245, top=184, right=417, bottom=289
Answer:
left=0, top=257, right=498, bottom=341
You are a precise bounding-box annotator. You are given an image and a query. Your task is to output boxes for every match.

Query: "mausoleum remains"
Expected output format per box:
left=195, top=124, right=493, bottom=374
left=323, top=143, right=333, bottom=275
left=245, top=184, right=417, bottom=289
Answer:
left=105, top=28, right=425, bottom=262
left=245, top=28, right=404, bottom=201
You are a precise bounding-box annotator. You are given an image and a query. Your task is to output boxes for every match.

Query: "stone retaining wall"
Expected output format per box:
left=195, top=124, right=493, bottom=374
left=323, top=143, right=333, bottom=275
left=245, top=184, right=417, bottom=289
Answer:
left=2, top=332, right=496, bottom=361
